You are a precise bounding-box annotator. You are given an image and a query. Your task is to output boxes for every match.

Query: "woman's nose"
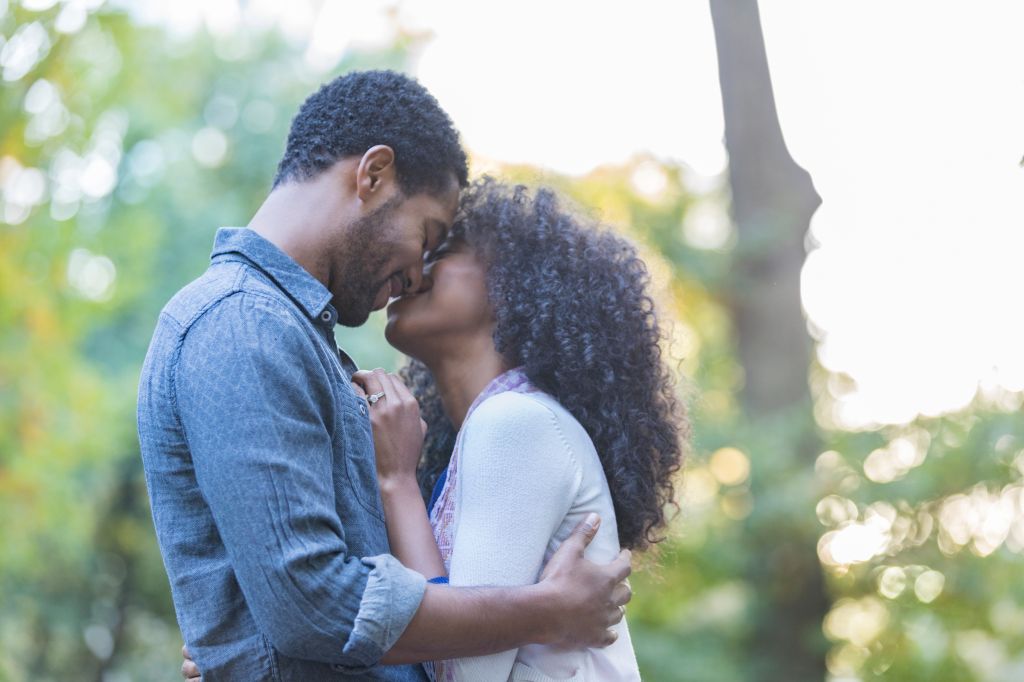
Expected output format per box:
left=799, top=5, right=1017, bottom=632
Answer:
left=415, top=265, right=434, bottom=293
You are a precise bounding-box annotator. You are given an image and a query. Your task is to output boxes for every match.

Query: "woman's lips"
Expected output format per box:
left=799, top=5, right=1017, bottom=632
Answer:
left=386, top=285, right=425, bottom=315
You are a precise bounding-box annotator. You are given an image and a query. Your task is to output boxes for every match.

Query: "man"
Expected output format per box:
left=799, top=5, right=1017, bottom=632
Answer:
left=138, top=70, right=630, bottom=681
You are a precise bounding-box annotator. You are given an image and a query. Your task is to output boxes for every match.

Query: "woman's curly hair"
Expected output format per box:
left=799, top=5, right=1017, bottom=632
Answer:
left=400, top=177, right=688, bottom=551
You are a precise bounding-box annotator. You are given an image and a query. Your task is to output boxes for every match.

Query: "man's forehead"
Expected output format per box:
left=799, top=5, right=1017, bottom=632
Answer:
left=409, top=186, right=459, bottom=225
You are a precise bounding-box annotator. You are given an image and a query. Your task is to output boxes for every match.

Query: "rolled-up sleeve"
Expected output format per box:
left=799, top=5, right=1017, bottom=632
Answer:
left=174, top=292, right=424, bottom=667
left=339, top=554, right=427, bottom=668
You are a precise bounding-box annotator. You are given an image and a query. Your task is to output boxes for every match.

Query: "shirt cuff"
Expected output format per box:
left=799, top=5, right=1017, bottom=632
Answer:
left=337, top=553, right=427, bottom=669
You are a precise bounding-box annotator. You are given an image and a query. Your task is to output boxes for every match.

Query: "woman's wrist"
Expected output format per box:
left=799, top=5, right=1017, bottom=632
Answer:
left=376, top=472, right=446, bottom=579
left=377, top=472, right=422, bottom=498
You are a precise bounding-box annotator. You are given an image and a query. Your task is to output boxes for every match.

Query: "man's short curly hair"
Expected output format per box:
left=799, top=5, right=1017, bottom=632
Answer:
left=402, top=178, right=689, bottom=552
left=273, top=70, right=468, bottom=196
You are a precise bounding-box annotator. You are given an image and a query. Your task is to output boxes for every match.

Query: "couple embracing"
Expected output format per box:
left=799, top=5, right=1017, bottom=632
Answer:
left=137, top=70, right=686, bottom=681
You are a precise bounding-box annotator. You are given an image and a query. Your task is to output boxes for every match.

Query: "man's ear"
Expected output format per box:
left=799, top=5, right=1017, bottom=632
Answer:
left=355, top=145, right=398, bottom=204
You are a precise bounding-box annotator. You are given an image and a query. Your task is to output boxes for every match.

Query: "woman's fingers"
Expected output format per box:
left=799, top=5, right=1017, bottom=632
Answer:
left=383, top=375, right=426, bottom=436
left=385, top=372, right=417, bottom=403
left=353, top=369, right=420, bottom=411
left=362, top=370, right=425, bottom=479
left=370, top=371, right=421, bottom=416
left=350, top=381, right=367, bottom=399
left=372, top=370, right=399, bottom=405
left=352, top=370, right=381, bottom=397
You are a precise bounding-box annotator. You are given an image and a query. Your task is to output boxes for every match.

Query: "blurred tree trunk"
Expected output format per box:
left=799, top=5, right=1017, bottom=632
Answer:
left=710, top=0, right=819, bottom=412
left=709, top=0, right=827, bottom=679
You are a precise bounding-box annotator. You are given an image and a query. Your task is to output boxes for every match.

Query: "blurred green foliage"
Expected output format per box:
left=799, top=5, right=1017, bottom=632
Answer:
left=1, top=2, right=1022, bottom=681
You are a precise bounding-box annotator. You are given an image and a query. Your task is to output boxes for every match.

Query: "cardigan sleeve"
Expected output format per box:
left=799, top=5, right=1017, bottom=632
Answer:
left=444, top=391, right=584, bottom=681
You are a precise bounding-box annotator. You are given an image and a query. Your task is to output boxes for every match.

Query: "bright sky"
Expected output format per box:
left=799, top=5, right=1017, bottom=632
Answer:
left=122, top=0, right=1024, bottom=429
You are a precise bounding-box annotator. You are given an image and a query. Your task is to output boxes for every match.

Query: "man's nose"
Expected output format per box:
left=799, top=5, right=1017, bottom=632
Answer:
left=403, top=266, right=430, bottom=295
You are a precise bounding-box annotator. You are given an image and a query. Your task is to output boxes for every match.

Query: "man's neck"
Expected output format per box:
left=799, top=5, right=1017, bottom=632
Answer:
left=247, top=177, right=349, bottom=288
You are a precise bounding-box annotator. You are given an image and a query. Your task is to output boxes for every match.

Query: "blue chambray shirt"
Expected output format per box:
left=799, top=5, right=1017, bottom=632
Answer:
left=137, top=228, right=430, bottom=681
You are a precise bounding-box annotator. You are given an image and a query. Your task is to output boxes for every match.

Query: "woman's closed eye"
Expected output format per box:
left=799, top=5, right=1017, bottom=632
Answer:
left=426, top=245, right=450, bottom=263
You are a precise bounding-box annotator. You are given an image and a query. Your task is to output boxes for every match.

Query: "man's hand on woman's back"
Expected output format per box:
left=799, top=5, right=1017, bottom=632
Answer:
left=535, top=512, right=633, bottom=648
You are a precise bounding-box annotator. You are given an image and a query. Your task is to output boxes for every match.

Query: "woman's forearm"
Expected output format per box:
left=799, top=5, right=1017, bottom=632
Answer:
left=378, top=476, right=447, bottom=579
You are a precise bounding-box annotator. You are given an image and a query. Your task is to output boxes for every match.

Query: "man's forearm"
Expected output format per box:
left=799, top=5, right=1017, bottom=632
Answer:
left=381, top=582, right=552, bottom=664
left=382, top=515, right=631, bottom=664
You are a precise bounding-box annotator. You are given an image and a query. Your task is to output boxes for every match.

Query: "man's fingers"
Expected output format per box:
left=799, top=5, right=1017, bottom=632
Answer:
left=541, top=514, right=600, bottom=579
left=181, top=645, right=200, bottom=680
left=607, top=604, right=626, bottom=625
left=602, top=627, right=619, bottom=647
left=610, top=549, right=632, bottom=583
left=563, top=513, right=601, bottom=554
left=611, top=580, right=632, bottom=607
left=181, top=661, right=200, bottom=680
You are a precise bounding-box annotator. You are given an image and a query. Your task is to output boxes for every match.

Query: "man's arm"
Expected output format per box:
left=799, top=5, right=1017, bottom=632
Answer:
left=382, top=515, right=632, bottom=664
left=181, top=524, right=629, bottom=678
left=176, top=295, right=423, bottom=670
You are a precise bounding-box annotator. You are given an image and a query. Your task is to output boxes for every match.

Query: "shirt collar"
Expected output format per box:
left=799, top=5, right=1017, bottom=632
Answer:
left=210, top=227, right=335, bottom=322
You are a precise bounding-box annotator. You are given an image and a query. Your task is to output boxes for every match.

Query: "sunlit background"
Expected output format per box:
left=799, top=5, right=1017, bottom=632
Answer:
left=2, top=1, right=1022, bottom=680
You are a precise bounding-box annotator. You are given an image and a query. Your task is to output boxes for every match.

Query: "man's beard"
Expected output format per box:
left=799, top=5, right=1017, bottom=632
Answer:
left=333, top=198, right=399, bottom=327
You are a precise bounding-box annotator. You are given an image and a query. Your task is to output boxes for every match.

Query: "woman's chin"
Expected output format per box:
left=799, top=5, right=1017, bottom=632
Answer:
left=383, top=316, right=419, bottom=358
left=383, top=315, right=402, bottom=346
left=385, top=299, right=440, bottom=361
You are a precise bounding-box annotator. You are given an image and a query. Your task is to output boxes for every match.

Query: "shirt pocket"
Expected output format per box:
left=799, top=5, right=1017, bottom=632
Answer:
left=336, top=389, right=386, bottom=523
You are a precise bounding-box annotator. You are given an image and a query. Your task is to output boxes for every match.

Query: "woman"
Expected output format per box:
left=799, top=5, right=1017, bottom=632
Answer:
left=357, top=178, right=687, bottom=681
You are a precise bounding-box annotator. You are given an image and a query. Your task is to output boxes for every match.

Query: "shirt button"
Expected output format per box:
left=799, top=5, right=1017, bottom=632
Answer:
left=320, top=311, right=331, bottom=322
left=359, top=403, right=366, bottom=415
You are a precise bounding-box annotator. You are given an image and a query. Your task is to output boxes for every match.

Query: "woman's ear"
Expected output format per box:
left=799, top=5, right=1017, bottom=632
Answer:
left=355, top=145, right=398, bottom=203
